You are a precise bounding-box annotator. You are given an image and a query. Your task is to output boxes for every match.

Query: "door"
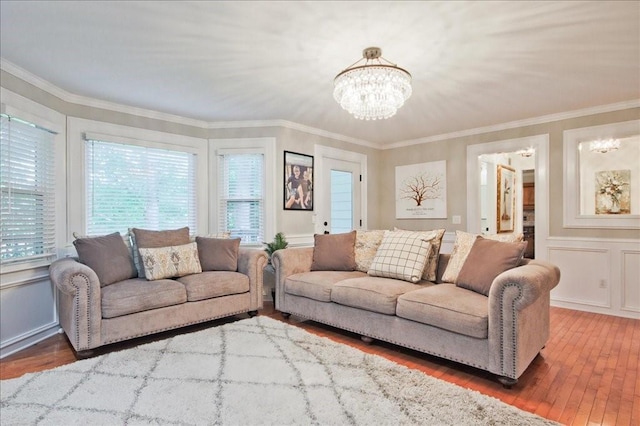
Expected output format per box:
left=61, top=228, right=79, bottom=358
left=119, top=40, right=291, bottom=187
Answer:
left=320, top=158, right=362, bottom=234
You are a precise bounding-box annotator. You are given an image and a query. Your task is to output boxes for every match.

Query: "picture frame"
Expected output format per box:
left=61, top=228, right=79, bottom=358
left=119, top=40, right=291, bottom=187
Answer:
left=284, top=151, right=314, bottom=211
left=496, top=164, right=516, bottom=233
left=395, top=160, right=447, bottom=219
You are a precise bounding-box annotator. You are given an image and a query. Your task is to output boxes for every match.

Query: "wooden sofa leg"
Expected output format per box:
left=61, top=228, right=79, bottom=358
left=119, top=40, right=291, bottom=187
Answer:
left=247, top=310, right=258, bottom=317
left=497, top=376, right=518, bottom=389
left=281, top=312, right=291, bottom=319
left=361, top=336, right=374, bottom=344
left=75, top=349, right=95, bottom=360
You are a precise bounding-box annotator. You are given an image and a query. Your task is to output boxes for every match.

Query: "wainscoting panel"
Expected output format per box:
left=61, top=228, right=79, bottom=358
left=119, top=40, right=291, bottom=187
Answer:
left=0, top=269, right=60, bottom=358
left=547, top=237, right=640, bottom=319
left=621, top=249, right=640, bottom=313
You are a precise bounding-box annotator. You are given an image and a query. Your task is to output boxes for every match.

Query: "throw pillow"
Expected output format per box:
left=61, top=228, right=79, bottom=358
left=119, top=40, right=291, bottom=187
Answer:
left=441, top=230, right=524, bottom=283
left=368, top=230, right=432, bottom=283
left=138, top=242, right=202, bottom=281
left=73, top=232, right=137, bottom=286
left=130, top=227, right=191, bottom=278
left=354, top=229, right=386, bottom=273
left=310, top=231, right=357, bottom=271
left=196, top=237, right=241, bottom=271
left=456, top=237, right=528, bottom=296
left=394, top=227, right=445, bottom=281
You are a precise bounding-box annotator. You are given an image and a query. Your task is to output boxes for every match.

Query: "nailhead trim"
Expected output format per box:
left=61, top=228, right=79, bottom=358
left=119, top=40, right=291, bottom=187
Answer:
left=69, top=273, right=92, bottom=351
left=497, top=283, right=523, bottom=379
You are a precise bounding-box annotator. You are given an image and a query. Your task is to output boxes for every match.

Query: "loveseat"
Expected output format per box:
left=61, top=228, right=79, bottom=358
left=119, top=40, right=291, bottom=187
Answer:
left=272, top=229, right=560, bottom=386
left=49, top=227, right=267, bottom=355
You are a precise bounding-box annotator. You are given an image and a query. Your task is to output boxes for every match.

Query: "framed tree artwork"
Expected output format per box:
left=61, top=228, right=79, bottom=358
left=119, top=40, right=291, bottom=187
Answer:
left=284, top=151, right=313, bottom=211
left=395, top=160, right=447, bottom=219
left=497, top=164, right=516, bottom=233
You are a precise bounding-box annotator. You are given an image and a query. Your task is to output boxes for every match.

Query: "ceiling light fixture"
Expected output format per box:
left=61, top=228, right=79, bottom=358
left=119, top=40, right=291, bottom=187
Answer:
left=589, top=138, right=620, bottom=153
left=517, top=147, right=535, bottom=157
left=333, top=47, right=412, bottom=120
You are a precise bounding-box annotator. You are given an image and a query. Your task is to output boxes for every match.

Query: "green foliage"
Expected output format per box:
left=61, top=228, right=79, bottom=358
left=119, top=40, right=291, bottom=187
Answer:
left=264, top=232, right=288, bottom=259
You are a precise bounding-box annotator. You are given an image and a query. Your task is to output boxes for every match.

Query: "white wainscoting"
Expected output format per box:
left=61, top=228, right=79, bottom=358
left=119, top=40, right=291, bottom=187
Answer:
left=0, top=267, right=61, bottom=358
left=547, top=237, right=640, bottom=319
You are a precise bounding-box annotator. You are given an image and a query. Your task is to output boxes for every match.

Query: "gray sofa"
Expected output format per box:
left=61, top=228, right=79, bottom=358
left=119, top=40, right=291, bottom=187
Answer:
left=272, top=247, right=560, bottom=386
left=50, top=247, right=267, bottom=355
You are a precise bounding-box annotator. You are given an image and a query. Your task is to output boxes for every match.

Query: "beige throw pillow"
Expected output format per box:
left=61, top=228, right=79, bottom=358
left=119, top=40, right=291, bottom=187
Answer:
left=310, top=231, right=357, bottom=271
left=441, top=230, right=524, bottom=283
left=354, top=229, right=386, bottom=273
left=130, top=227, right=191, bottom=277
left=368, top=230, right=432, bottom=283
left=139, top=242, right=202, bottom=280
left=394, top=228, right=445, bottom=281
left=456, top=237, right=527, bottom=295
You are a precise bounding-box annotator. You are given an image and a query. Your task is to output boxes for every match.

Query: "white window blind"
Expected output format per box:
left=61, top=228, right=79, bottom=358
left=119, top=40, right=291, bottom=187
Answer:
left=0, top=114, right=57, bottom=264
left=85, top=139, right=197, bottom=236
left=218, top=152, right=264, bottom=244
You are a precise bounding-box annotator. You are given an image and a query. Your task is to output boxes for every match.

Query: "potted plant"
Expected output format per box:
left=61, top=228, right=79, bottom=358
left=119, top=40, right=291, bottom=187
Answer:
left=263, top=232, right=288, bottom=303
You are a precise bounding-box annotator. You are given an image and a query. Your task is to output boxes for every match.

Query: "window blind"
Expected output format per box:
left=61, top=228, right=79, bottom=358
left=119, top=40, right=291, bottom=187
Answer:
left=85, top=139, right=197, bottom=236
left=0, top=114, right=57, bottom=264
left=218, top=152, right=264, bottom=244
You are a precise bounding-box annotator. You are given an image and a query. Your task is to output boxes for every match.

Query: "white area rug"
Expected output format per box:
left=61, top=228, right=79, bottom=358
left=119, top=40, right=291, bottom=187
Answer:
left=1, top=316, right=557, bottom=425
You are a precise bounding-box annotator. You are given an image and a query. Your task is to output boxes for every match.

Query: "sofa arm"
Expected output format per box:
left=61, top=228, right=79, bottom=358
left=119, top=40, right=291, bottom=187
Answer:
left=488, top=260, right=561, bottom=379
left=49, top=257, right=103, bottom=351
left=237, top=248, right=268, bottom=310
left=271, top=247, right=314, bottom=309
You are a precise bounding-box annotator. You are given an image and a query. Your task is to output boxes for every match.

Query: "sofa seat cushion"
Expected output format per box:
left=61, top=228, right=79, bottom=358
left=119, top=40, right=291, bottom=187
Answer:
left=285, top=271, right=366, bottom=302
left=177, top=271, right=249, bottom=302
left=331, top=277, right=432, bottom=315
left=396, top=284, right=489, bottom=339
left=101, top=278, right=187, bottom=319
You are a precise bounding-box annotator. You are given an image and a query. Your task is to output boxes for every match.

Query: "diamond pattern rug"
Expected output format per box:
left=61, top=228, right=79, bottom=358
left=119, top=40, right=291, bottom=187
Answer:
left=0, top=316, right=557, bottom=425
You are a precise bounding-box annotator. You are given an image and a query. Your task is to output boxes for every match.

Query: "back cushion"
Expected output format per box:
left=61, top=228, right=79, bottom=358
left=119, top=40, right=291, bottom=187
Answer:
left=130, top=227, right=191, bottom=278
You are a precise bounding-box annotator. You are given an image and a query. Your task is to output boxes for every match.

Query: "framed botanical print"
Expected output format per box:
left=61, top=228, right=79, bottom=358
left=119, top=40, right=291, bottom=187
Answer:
left=497, top=164, right=516, bottom=233
left=284, top=151, right=313, bottom=211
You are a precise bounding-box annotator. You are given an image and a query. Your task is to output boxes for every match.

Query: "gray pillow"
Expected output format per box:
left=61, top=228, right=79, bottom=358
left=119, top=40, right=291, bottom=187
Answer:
left=310, top=231, right=357, bottom=271
left=196, top=237, right=241, bottom=271
left=456, top=237, right=527, bottom=296
left=73, top=232, right=137, bottom=286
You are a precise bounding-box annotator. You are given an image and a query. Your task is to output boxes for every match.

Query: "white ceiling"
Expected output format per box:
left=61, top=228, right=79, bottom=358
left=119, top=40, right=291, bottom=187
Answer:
left=1, top=1, right=639, bottom=147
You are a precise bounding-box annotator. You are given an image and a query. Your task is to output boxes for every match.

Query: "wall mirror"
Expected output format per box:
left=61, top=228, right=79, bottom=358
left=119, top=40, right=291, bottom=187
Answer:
left=563, top=120, right=640, bottom=229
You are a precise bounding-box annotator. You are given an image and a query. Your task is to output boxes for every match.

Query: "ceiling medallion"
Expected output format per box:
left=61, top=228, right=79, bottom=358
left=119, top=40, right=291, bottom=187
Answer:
left=333, top=47, right=412, bottom=120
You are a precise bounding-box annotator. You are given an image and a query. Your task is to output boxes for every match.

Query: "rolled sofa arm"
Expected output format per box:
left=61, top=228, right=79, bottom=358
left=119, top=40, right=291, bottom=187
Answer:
left=271, top=247, right=314, bottom=309
left=237, top=248, right=268, bottom=310
left=49, top=257, right=103, bottom=351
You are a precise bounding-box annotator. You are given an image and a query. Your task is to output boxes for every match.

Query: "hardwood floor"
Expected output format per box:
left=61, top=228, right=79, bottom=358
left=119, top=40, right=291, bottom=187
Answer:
left=1, top=305, right=638, bottom=425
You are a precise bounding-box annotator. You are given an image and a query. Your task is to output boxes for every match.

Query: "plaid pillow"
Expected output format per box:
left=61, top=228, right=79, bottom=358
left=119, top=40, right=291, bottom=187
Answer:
left=368, top=230, right=432, bottom=283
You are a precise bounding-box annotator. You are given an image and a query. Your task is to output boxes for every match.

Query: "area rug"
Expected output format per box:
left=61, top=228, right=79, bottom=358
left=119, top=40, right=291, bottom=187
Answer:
left=1, top=316, right=556, bottom=425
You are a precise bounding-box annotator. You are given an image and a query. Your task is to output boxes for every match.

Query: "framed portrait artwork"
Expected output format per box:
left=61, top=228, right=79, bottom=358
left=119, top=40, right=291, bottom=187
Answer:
left=284, top=151, right=314, bottom=211
left=496, top=164, right=516, bottom=233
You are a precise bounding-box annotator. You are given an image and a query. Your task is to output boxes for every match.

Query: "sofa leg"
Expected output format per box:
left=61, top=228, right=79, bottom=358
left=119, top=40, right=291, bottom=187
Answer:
left=247, top=310, right=258, bottom=317
left=75, top=349, right=95, bottom=359
left=281, top=312, right=291, bottom=319
left=497, top=376, right=518, bottom=389
left=360, top=336, right=374, bottom=344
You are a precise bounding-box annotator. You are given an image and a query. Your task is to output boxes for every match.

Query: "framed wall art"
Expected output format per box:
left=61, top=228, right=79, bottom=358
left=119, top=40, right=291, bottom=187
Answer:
left=496, top=164, right=516, bottom=233
left=284, top=151, right=313, bottom=211
left=395, top=160, right=447, bottom=219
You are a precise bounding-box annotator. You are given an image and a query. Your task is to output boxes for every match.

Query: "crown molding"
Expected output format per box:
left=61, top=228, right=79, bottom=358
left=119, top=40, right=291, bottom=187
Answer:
left=385, top=99, right=640, bottom=150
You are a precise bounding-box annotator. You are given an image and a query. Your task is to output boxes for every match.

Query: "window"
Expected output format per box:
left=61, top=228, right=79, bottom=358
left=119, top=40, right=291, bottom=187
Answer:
left=0, top=114, right=57, bottom=265
left=217, top=151, right=264, bottom=244
left=85, top=138, right=197, bottom=235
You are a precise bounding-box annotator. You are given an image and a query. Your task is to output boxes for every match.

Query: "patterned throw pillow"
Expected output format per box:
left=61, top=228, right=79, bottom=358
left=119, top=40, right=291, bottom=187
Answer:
left=138, top=242, right=202, bottom=281
left=441, top=230, right=524, bottom=283
left=368, top=230, right=432, bottom=283
left=129, top=227, right=191, bottom=277
left=394, top=228, right=445, bottom=281
left=354, top=230, right=386, bottom=273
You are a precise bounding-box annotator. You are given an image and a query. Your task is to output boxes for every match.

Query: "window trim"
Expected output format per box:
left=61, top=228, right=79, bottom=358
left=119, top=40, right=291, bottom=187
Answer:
left=67, top=117, right=208, bottom=248
left=210, top=138, right=276, bottom=247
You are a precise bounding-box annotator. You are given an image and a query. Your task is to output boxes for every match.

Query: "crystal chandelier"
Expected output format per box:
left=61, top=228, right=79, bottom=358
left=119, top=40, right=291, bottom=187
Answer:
left=333, top=47, right=412, bottom=120
left=589, top=138, right=620, bottom=153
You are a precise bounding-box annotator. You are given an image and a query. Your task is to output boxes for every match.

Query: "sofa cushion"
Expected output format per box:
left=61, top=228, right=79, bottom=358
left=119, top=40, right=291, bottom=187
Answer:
left=354, top=229, right=386, bottom=273
left=396, top=284, right=489, bottom=339
left=139, top=242, right=202, bottom=280
left=395, top=228, right=445, bottom=281
left=368, top=230, right=432, bottom=283
left=73, top=232, right=137, bottom=286
left=331, top=276, right=432, bottom=315
left=310, top=231, right=357, bottom=271
left=177, top=271, right=249, bottom=302
left=441, top=230, right=524, bottom=283
left=456, top=237, right=527, bottom=296
left=101, top=278, right=187, bottom=319
left=130, top=227, right=191, bottom=277
left=196, top=237, right=241, bottom=271
left=285, top=271, right=366, bottom=302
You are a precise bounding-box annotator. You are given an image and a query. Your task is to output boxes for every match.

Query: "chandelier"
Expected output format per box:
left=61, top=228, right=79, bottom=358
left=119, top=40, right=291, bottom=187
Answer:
left=333, top=47, right=412, bottom=120
left=589, top=138, right=620, bottom=153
